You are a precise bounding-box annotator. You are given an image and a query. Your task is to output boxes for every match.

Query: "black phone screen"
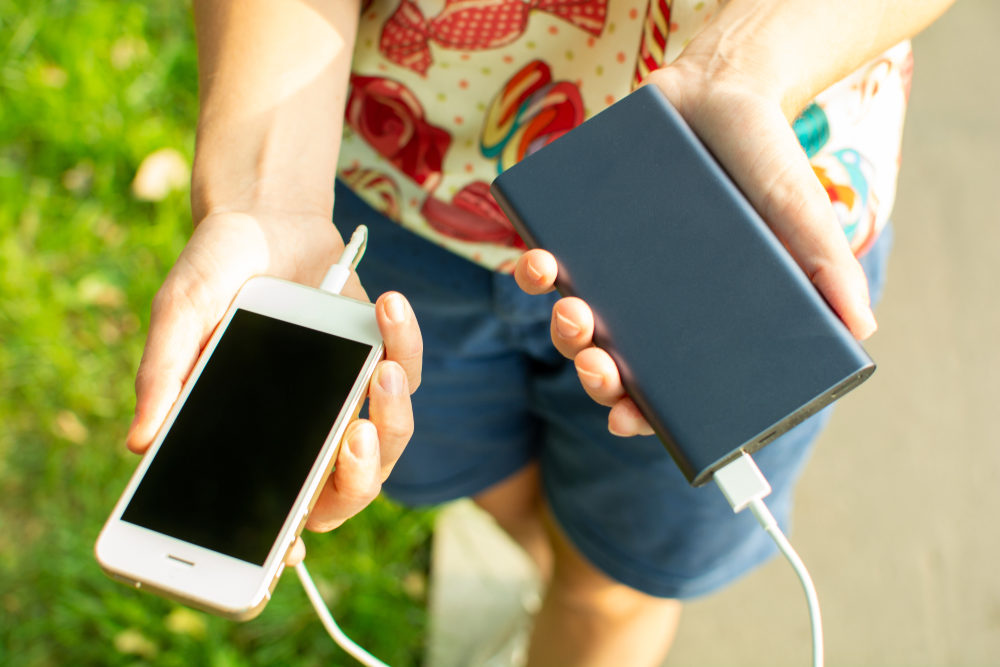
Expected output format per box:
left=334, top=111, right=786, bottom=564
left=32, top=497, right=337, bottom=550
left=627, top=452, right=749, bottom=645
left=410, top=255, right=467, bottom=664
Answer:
left=121, top=309, right=374, bottom=565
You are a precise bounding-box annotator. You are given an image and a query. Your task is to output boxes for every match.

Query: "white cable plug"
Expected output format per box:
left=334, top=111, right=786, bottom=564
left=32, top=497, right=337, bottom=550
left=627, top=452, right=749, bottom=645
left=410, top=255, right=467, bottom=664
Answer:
left=714, top=451, right=824, bottom=667
left=320, top=225, right=369, bottom=294
left=297, top=224, right=389, bottom=667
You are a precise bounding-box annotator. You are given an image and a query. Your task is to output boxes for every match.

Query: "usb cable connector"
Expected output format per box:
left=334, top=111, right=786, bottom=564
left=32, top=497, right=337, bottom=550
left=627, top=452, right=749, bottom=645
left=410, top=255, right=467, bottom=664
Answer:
left=319, top=225, right=369, bottom=294
left=714, top=451, right=824, bottom=667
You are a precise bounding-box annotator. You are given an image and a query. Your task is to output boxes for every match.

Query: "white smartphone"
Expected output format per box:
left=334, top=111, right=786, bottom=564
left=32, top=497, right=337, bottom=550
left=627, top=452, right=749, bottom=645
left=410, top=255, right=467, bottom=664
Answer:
left=95, top=275, right=384, bottom=620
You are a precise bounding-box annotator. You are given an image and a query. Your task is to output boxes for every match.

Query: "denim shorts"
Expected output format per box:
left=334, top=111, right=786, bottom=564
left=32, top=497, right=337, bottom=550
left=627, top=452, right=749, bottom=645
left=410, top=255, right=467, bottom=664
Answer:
left=334, top=181, right=892, bottom=599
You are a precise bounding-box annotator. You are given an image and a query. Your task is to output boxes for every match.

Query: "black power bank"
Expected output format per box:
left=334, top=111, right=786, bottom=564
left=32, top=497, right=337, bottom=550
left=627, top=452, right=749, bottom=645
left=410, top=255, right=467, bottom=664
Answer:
left=491, top=85, right=874, bottom=486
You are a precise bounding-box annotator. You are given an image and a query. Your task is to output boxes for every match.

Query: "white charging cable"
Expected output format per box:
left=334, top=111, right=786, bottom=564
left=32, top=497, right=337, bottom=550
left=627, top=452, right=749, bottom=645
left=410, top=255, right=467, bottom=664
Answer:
left=310, top=227, right=822, bottom=667
left=296, top=224, right=390, bottom=667
left=295, top=561, right=389, bottom=667
left=320, top=225, right=369, bottom=294
left=714, top=451, right=824, bottom=667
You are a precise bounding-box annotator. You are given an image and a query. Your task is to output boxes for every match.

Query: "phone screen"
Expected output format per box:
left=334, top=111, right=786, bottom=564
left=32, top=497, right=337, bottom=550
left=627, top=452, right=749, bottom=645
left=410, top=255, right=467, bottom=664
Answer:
left=121, top=309, right=374, bottom=565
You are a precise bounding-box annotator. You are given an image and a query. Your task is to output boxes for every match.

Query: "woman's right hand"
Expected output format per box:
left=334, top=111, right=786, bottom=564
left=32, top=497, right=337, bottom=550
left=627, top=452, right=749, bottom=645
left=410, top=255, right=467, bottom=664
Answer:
left=126, top=209, right=423, bottom=531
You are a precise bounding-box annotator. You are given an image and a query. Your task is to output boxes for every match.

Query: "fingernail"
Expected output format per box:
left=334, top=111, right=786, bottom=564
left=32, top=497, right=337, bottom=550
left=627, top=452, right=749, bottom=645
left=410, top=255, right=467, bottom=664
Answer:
left=608, top=422, right=628, bottom=437
left=859, top=309, right=878, bottom=339
left=384, top=293, right=406, bottom=324
left=608, top=401, right=641, bottom=437
left=126, top=414, right=140, bottom=441
left=377, top=363, right=404, bottom=395
left=576, top=367, right=603, bottom=390
left=126, top=412, right=147, bottom=449
left=526, top=259, right=544, bottom=282
left=555, top=311, right=581, bottom=338
left=348, top=422, right=377, bottom=459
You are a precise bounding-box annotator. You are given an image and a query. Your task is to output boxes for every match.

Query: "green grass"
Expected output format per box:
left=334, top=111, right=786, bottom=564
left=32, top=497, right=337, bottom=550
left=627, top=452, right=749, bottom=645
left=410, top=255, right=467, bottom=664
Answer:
left=0, top=1, right=433, bottom=664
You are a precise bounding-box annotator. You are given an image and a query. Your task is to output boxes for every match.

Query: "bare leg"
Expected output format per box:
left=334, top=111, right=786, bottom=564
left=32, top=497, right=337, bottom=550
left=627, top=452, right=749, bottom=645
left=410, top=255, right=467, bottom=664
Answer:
left=473, top=462, right=553, bottom=582
left=525, top=509, right=682, bottom=667
left=475, top=466, right=682, bottom=666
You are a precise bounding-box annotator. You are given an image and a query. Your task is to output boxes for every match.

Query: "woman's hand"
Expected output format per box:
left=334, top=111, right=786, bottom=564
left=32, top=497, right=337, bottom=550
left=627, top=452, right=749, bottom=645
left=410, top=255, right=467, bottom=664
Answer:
left=514, top=65, right=875, bottom=438
left=126, top=209, right=422, bottom=533
left=514, top=0, right=954, bottom=437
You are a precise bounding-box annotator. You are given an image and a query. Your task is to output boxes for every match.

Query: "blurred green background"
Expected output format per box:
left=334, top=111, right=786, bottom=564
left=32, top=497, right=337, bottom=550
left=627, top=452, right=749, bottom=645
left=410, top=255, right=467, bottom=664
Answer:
left=0, top=1, right=433, bottom=664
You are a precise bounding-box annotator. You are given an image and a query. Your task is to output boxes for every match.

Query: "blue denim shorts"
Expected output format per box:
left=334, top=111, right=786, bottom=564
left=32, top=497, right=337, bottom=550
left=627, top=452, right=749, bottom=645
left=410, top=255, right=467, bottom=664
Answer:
left=334, top=181, right=892, bottom=599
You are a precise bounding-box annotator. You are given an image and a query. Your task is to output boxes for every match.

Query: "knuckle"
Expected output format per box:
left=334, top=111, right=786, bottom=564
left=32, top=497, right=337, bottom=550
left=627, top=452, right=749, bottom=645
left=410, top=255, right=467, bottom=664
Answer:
left=151, top=279, right=198, bottom=322
left=642, top=67, right=671, bottom=92
left=344, top=479, right=382, bottom=507
left=380, top=416, right=414, bottom=445
left=806, top=257, right=836, bottom=287
left=756, top=164, right=838, bottom=241
left=386, top=335, right=423, bottom=369
left=149, top=284, right=174, bottom=318
left=388, top=352, right=423, bottom=395
left=306, top=516, right=345, bottom=533
left=757, top=173, right=808, bottom=226
left=324, top=480, right=381, bottom=522
left=133, top=364, right=149, bottom=393
left=400, top=340, right=424, bottom=368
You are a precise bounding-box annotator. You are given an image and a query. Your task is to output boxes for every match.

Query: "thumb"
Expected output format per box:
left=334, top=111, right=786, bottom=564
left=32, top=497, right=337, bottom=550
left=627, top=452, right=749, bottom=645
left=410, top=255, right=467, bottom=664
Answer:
left=284, top=537, right=307, bottom=567
left=653, top=78, right=877, bottom=340
left=126, top=282, right=214, bottom=453
left=305, top=420, right=382, bottom=533
left=709, top=99, right=876, bottom=339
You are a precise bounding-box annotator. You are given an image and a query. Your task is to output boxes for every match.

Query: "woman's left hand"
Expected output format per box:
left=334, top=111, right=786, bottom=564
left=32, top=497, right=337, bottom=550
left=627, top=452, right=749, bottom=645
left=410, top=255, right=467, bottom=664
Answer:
left=514, top=61, right=875, bottom=437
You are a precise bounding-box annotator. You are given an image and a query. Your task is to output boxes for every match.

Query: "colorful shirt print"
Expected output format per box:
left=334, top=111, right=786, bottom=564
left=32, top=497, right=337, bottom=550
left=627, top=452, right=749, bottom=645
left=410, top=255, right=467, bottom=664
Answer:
left=339, top=0, right=912, bottom=271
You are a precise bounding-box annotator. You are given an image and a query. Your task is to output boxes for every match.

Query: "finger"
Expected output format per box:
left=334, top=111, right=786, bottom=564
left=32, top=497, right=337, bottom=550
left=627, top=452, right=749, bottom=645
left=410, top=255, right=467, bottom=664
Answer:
left=284, top=537, right=307, bottom=567
left=692, top=94, right=877, bottom=340
left=573, top=346, right=627, bottom=408
left=748, top=124, right=876, bottom=339
left=608, top=397, right=654, bottom=437
left=550, top=296, right=594, bottom=359
left=126, top=281, right=211, bottom=453
left=514, top=249, right=558, bottom=295
left=306, top=420, right=382, bottom=532
left=375, top=292, right=422, bottom=393
left=367, top=360, right=413, bottom=480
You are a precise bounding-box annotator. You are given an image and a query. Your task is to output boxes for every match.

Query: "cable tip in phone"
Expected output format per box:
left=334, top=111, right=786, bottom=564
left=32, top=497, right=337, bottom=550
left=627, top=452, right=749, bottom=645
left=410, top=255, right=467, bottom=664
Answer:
left=342, top=225, right=368, bottom=271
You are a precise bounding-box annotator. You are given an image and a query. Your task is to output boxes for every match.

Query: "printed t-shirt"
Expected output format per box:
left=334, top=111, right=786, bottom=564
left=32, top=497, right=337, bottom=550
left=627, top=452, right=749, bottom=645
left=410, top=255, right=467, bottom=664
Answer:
left=338, top=0, right=913, bottom=271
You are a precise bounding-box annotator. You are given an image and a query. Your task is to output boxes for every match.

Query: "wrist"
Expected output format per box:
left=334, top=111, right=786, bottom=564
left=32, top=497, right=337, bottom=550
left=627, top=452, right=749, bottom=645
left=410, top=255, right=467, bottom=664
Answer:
left=653, top=28, right=803, bottom=123
left=658, top=0, right=952, bottom=122
left=655, top=0, right=853, bottom=122
left=188, top=206, right=346, bottom=290
left=190, top=176, right=334, bottom=229
left=191, top=125, right=335, bottom=224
